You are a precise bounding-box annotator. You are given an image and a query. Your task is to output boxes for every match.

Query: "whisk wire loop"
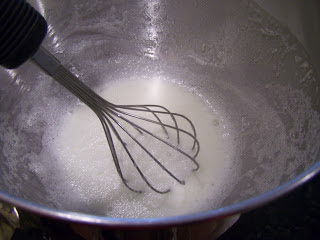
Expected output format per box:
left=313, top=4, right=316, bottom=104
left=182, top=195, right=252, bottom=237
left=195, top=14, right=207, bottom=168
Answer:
left=32, top=46, right=200, bottom=194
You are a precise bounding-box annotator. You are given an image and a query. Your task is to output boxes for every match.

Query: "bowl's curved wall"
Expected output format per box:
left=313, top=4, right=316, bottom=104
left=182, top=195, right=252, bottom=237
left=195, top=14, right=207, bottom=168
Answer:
left=0, top=0, right=319, bottom=225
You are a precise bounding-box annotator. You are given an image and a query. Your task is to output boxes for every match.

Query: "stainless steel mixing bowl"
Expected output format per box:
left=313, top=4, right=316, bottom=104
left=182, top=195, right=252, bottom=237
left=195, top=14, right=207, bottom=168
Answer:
left=0, top=0, right=319, bottom=230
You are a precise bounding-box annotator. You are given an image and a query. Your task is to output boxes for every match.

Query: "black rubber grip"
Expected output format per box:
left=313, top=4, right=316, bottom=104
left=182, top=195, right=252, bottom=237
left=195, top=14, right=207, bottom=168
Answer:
left=0, top=0, right=47, bottom=69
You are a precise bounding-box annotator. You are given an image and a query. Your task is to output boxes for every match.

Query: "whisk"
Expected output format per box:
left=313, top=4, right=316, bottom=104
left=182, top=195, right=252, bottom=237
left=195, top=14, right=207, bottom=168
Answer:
left=0, top=0, right=200, bottom=193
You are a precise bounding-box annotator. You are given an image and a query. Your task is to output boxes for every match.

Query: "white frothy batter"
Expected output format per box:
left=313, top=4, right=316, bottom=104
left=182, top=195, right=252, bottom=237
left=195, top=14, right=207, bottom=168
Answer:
left=43, top=79, right=237, bottom=218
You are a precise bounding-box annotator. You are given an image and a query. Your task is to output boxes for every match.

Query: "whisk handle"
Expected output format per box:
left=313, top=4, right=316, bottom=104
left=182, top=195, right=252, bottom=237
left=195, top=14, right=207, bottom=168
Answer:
left=0, top=0, right=47, bottom=69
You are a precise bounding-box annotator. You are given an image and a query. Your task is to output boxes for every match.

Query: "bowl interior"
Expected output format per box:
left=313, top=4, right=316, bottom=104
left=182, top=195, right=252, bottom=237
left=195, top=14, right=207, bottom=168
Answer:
left=0, top=0, right=319, bottom=223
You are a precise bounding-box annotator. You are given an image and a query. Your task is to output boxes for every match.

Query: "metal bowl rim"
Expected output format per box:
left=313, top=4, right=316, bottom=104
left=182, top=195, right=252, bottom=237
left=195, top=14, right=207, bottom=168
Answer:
left=0, top=161, right=319, bottom=227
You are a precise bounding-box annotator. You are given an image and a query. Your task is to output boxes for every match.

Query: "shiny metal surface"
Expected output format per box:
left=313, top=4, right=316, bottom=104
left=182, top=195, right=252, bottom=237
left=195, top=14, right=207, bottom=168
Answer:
left=0, top=0, right=319, bottom=227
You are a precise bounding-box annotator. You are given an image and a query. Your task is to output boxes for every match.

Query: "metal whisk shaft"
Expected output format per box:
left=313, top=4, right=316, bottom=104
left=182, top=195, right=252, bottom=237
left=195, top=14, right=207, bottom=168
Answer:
left=32, top=46, right=200, bottom=194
